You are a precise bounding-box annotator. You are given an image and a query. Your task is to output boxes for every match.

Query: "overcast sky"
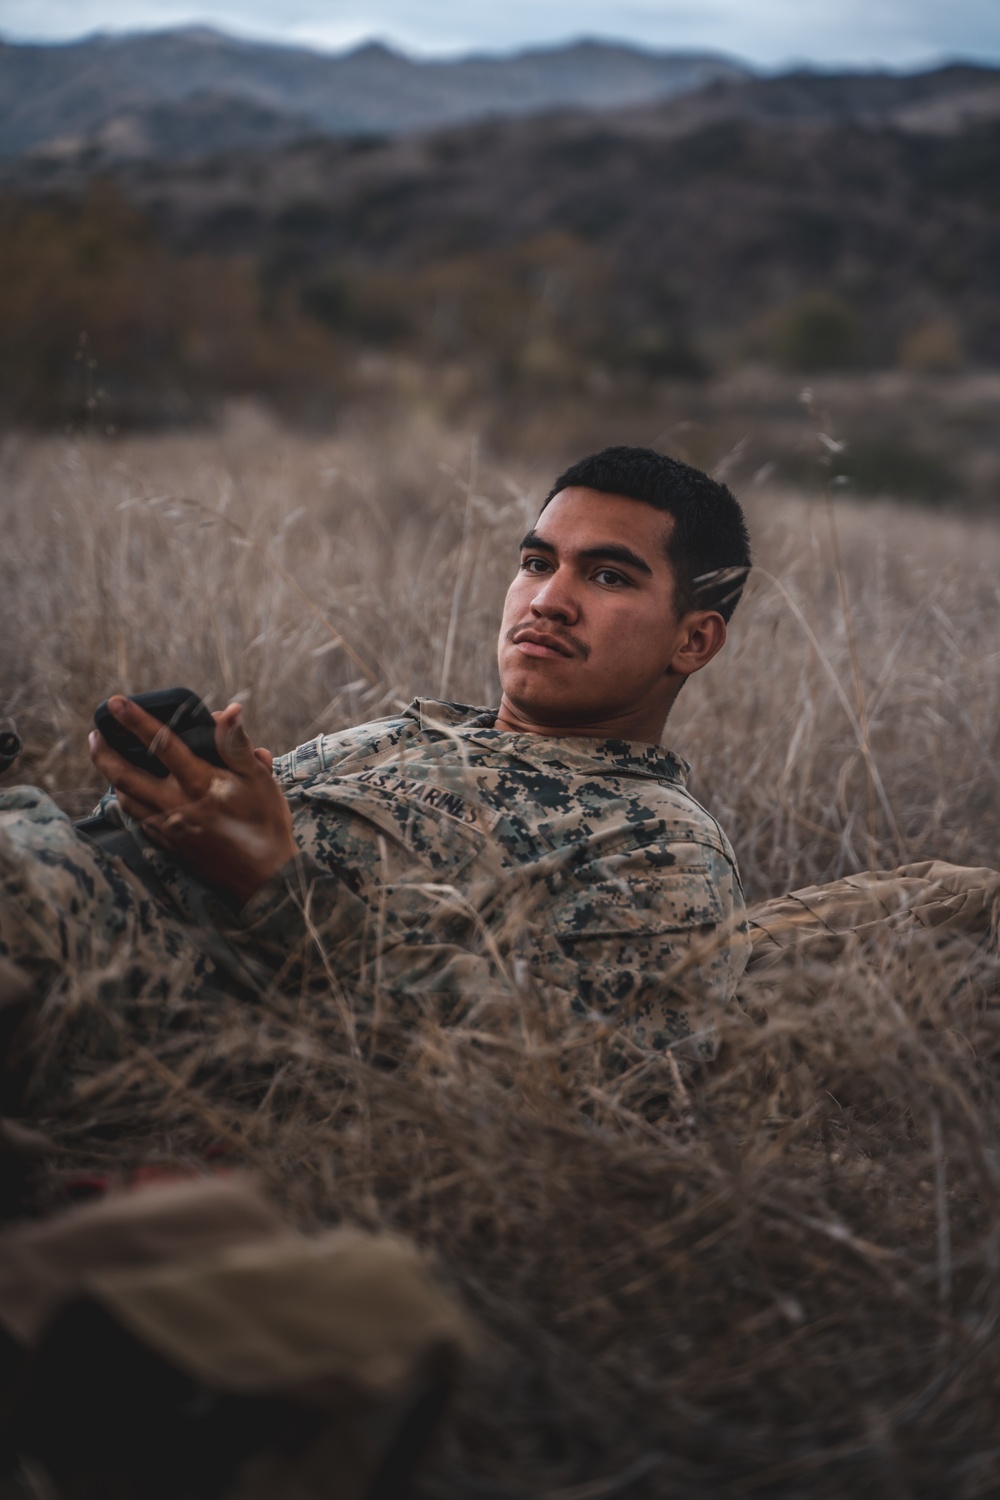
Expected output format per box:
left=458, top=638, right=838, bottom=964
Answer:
left=2, top=0, right=999, bottom=69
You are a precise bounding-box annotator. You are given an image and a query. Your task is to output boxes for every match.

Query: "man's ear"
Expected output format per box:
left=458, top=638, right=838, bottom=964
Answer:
left=668, top=611, right=727, bottom=679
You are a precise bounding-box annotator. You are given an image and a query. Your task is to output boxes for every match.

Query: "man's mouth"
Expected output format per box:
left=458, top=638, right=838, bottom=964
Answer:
left=508, top=627, right=582, bottom=660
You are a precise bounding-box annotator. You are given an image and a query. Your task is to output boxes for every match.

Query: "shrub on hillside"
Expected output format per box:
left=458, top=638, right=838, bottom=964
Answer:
left=770, top=291, right=862, bottom=371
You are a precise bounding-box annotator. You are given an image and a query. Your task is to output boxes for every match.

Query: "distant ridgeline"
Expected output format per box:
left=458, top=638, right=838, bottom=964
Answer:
left=0, top=29, right=752, bottom=152
left=0, top=28, right=998, bottom=429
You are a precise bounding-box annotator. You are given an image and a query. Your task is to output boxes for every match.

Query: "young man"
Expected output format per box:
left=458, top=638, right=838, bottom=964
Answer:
left=0, top=447, right=752, bottom=1081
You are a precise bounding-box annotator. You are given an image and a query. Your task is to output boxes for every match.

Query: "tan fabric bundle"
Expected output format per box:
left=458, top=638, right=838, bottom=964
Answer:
left=747, top=860, right=1000, bottom=969
left=0, top=1175, right=470, bottom=1500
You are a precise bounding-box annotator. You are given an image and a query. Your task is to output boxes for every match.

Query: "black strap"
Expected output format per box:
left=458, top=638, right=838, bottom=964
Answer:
left=74, top=815, right=157, bottom=886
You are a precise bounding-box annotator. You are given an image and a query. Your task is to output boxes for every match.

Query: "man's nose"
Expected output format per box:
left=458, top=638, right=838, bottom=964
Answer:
left=529, top=567, right=579, bottom=623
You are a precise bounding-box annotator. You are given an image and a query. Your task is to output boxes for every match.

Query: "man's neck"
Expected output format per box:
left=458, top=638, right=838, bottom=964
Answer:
left=493, top=695, right=670, bottom=745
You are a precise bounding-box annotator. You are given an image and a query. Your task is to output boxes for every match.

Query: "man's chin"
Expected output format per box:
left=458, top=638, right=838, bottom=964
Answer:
left=501, top=663, right=573, bottom=700
left=498, top=684, right=602, bottom=731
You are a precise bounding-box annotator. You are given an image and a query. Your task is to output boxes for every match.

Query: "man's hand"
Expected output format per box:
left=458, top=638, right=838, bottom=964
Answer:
left=89, top=697, right=298, bottom=907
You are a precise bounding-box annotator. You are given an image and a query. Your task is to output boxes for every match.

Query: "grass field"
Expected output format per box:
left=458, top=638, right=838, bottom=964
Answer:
left=4, top=409, right=1000, bottom=1496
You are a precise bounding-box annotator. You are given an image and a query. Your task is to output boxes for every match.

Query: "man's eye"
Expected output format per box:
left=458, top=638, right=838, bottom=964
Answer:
left=594, top=567, right=628, bottom=587
left=521, top=555, right=550, bottom=574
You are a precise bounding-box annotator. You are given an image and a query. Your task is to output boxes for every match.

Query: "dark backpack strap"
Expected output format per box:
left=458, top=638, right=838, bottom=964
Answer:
left=74, top=814, right=153, bottom=886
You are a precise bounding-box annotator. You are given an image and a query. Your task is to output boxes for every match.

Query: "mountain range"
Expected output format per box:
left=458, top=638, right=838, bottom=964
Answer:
left=0, top=27, right=751, bottom=159
left=1, top=28, right=998, bottom=458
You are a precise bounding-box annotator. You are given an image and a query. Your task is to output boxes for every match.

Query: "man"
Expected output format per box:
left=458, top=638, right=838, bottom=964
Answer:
left=0, top=446, right=753, bottom=1089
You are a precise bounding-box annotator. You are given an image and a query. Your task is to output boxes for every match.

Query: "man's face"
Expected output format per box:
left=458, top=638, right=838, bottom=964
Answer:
left=497, top=486, right=706, bottom=741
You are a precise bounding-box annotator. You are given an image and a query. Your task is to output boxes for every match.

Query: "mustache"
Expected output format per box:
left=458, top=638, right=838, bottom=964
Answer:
left=505, top=625, right=591, bottom=661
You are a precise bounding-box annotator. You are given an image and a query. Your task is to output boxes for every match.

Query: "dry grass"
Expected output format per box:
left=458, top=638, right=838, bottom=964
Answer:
left=4, top=407, right=1000, bottom=1496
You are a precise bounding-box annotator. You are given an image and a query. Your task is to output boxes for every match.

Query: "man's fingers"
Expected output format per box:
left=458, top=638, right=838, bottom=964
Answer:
left=89, top=730, right=177, bottom=811
left=107, top=696, right=210, bottom=792
left=115, top=789, right=171, bottom=828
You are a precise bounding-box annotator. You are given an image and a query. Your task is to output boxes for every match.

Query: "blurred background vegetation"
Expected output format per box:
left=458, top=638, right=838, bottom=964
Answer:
left=1, top=39, right=999, bottom=501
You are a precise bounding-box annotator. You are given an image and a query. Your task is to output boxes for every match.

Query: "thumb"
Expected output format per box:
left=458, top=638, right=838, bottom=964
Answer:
left=215, top=703, right=257, bottom=773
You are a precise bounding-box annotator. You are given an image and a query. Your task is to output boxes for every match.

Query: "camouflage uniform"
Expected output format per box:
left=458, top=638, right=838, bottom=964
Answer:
left=0, top=699, right=749, bottom=1063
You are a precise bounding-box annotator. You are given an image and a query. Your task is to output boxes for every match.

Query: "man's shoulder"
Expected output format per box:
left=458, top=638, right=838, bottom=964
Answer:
left=272, top=699, right=492, bottom=784
left=579, top=770, right=738, bottom=866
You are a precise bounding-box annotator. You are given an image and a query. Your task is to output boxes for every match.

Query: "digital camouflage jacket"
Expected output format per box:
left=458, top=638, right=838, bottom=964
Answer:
left=243, top=699, right=750, bottom=1050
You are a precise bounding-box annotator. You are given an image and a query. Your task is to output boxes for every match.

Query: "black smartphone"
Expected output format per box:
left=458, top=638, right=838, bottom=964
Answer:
left=93, top=687, right=227, bottom=779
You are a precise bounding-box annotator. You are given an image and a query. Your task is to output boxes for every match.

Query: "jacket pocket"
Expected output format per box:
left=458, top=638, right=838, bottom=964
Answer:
left=552, top=872, right=724, bottom=943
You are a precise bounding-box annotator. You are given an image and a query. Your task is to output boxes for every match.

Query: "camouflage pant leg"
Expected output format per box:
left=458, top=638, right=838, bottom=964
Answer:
left=0, top=786, right=232, bottom=998
left=0, top=786, right=247, bottom=1103
left=747, top=860, right=1000, bottom=970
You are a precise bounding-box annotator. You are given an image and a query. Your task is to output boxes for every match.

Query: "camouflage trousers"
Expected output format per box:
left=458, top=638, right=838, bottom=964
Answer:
left=0, top=786, right=267, bottom=1010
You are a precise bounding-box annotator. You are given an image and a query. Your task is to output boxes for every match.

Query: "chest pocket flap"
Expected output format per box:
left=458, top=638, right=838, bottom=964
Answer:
left=553, top=871, right=724, bottom=943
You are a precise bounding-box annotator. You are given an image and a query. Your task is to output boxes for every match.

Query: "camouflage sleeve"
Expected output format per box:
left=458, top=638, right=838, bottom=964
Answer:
left=235, top=828, right=749, bottom=1052
left=540, top=840, right=750, bottom=1056
left=237, top=855, right=369, bottom=975
left=237, top=857, right=533, bottom=1017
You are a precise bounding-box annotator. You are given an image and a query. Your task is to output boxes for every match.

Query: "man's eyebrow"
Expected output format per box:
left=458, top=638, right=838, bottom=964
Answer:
left=519, top=530, right=555, bottom=554
left=578, top=543, right=653, bottom=577
left=518, top=532, right=654, bottom=577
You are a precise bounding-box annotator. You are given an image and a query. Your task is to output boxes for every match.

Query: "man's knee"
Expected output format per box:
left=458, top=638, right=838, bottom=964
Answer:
left=0, top=785, right=148, bottom=983
left=0, top=787, right=72, bottom=822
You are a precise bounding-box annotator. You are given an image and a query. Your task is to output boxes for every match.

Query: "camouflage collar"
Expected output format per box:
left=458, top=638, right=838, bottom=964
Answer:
left=405, top=698, right=690, bottom=785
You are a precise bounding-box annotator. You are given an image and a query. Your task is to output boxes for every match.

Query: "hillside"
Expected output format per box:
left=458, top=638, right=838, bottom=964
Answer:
left=0, top=28, right=750, bottom=158
left=5, top=68, right=999, bottom=346
left=1, top=57, right=998, bottom=512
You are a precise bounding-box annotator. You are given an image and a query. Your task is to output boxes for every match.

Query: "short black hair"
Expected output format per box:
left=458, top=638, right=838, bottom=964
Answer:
left=542, top=446, right=751, bottom=622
